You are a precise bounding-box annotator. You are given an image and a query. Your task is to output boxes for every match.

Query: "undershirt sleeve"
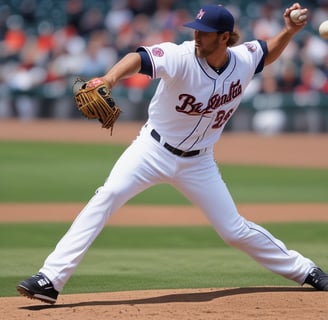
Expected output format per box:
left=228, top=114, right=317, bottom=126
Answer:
left=136, top=48, right=153, bottom=77
left=255, top=40, right=268, bottom=74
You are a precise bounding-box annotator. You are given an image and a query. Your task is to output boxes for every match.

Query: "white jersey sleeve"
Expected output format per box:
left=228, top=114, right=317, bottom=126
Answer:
left=231, top=40, right=267, bottom=76
left=139, top=42, right=191, bottom=80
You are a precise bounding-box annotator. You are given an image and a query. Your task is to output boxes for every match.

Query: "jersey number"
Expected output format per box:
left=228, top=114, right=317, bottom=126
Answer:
left=212, top=108, right=234, bottom=129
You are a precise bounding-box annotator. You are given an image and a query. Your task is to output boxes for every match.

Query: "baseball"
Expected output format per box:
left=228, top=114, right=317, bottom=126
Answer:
left=290, top=9, right=307, bottom=24
left=319, top=20, right=328, bottom=39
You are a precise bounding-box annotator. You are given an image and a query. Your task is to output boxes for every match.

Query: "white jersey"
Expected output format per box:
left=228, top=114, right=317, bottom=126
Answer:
left=140, top=40, right=265, bottom=150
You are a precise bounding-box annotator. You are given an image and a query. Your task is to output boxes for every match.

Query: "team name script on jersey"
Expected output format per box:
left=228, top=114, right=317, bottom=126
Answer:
left=176, top=80, right=242, bottom=115
left=175, top=80, right=242, bottom=128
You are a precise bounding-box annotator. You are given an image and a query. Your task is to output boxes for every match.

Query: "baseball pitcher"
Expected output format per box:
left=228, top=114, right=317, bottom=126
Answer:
left=17, top=2, right=328, bottom=304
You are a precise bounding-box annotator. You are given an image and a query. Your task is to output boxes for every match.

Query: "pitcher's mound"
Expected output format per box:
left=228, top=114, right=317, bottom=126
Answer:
left=3, top=287, right=327, bottom=320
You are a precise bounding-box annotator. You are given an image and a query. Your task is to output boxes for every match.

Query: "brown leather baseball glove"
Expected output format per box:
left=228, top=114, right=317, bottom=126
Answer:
left=73, top=78, right=121, bottom=134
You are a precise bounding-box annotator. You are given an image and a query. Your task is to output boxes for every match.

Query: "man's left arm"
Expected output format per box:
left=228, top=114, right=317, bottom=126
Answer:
left=264, top=2, right=308, bottom=66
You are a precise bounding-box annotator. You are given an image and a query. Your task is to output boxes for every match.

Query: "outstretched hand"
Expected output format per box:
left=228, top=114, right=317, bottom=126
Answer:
left=283, top=3, right=308, bottom=33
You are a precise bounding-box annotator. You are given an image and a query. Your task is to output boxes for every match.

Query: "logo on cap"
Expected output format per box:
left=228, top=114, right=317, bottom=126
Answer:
left=196, top=9, right=206, bottom=20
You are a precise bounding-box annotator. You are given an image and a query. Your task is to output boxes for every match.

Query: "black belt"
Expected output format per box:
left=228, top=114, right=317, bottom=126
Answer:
left=150, top=129, right=200, bottom=157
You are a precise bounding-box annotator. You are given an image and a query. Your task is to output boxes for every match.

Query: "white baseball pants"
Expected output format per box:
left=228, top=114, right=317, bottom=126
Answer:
left=40, top=125, right=315, bottom=291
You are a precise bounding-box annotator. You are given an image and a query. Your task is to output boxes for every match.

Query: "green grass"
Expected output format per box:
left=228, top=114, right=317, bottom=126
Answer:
left=1, top=223, right=327, bottom=297
left=1, top=141, right=327, bottom=298
left=1, top=141, right=327, bottom=203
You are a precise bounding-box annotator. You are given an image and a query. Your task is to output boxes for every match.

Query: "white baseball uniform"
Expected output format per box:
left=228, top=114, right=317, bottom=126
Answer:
left=40, top=39, right=315, bottom=291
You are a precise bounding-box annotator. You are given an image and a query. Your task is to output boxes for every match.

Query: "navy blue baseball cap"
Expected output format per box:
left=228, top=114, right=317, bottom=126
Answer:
left=184, top=5, right=234, bottom=32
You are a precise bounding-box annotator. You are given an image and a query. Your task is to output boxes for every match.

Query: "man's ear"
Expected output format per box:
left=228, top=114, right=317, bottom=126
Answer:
left=221, top=31, right=230, bottom=43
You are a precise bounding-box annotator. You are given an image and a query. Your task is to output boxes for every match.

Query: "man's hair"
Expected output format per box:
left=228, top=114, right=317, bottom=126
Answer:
left=227, top=31, right=240, bottom=46
left=219, top=31, right=240, bottom=47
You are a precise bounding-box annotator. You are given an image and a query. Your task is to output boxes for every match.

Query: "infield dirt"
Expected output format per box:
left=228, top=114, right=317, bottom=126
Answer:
left=0, top=120, right=327, bottom=319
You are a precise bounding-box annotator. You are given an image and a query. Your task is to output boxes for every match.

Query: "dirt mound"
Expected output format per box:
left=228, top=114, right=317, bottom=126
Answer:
left=3, top=287, right=327, bottom=320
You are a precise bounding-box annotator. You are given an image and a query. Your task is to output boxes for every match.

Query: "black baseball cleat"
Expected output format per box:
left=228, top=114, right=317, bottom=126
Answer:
left=304, top=267, right=328, bottom=291
left=16, top=272, right=59, bottom=304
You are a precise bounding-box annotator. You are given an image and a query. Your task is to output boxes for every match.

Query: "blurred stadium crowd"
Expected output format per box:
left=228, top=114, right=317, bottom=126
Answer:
left=0, top=0, right=327, bottom=132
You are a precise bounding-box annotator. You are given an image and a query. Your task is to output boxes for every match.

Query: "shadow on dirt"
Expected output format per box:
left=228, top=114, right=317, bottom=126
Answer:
left=20, top=286, right=316, bottom=311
